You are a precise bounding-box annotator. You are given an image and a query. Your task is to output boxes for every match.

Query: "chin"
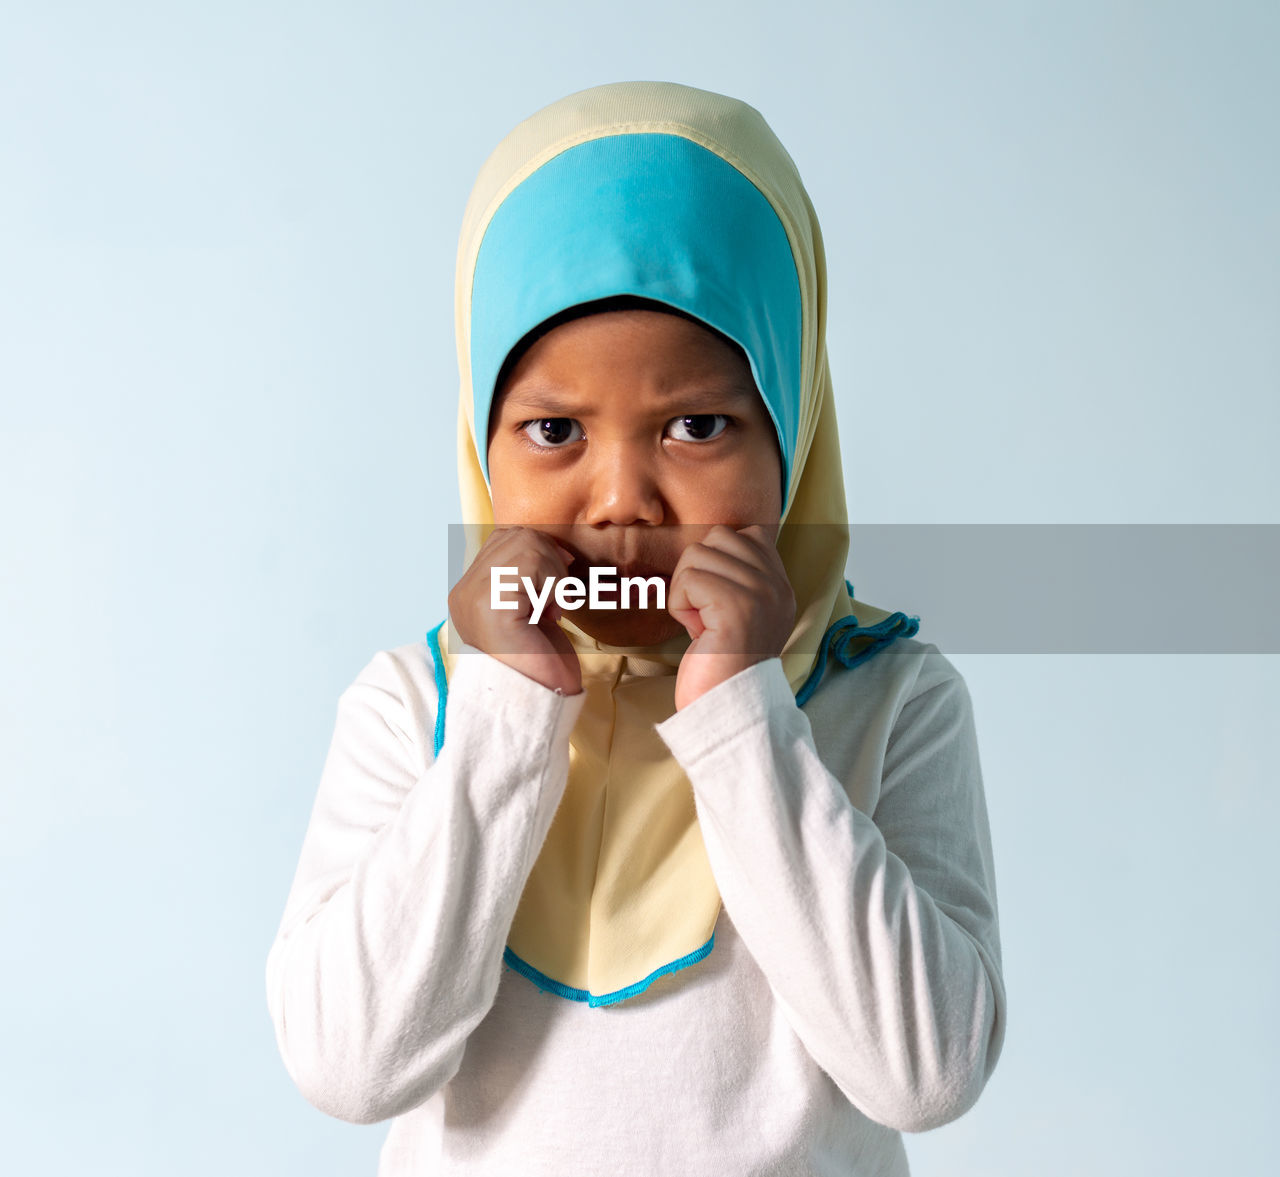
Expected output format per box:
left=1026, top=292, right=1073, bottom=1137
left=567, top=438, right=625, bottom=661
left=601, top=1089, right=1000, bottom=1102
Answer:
left=569, top=608, right=686, bottom=648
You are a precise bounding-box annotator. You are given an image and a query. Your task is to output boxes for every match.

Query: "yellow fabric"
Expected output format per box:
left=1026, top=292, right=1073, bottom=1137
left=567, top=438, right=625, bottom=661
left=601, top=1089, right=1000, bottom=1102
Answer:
left=437, top=80, right=901, bottom=1003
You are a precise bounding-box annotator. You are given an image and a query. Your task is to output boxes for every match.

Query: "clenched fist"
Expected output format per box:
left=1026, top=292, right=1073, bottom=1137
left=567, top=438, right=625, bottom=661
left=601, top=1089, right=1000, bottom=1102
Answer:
left=448, top=526, right=583, bottom=696
left=667, top=525, right=796, bottom=710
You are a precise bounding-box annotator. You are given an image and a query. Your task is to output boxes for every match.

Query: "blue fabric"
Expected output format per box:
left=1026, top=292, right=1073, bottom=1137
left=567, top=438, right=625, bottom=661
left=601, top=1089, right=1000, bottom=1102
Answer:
left=425, top=620, right=448, bottom=757
left=503, top=935, right=716, bottom=1008
left=794, top=590, right=922, bottom=708
left=470, top=133, right=803, bottom=508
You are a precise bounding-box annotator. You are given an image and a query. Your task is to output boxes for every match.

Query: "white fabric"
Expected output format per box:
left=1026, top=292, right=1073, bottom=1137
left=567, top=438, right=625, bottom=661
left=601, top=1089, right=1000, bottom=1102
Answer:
left=265, top=636, right=1005, bottom=1175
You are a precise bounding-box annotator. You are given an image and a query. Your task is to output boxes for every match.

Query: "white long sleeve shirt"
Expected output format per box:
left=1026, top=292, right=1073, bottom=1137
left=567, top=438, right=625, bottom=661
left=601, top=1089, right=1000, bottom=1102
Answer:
left=265, top=635, right=1006, bottom=1175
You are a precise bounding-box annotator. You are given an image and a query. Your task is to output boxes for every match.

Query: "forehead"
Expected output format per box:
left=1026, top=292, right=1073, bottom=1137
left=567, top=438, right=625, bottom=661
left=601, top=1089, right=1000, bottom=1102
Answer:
left=491, top=310, right=764, bottom=421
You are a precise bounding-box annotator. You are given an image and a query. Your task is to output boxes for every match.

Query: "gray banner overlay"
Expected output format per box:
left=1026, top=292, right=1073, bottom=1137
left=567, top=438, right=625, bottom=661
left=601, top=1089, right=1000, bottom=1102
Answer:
left=445, top=525, right=1278, bottom=654
left=844, top=525, right=1277, bottom=653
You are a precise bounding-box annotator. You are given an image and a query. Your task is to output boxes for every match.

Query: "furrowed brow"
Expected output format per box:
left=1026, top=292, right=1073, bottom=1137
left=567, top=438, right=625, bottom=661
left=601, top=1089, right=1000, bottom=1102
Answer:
left=655, top=382, right=755, bottom=411
left=497, top=385, right=585, bottom=416
left=500, top=380, right=755, bottom=416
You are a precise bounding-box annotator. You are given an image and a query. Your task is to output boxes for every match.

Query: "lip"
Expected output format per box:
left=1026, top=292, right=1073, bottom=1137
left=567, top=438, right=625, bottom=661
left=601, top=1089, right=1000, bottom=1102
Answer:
left=614, top=563, right=671, bottom=580
left=570, top=558, right=672, bottom=583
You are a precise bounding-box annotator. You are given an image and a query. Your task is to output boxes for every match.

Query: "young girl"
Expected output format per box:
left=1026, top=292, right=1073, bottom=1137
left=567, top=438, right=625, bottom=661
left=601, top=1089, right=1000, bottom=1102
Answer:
left=266, top=81, right=1006, bottom=1175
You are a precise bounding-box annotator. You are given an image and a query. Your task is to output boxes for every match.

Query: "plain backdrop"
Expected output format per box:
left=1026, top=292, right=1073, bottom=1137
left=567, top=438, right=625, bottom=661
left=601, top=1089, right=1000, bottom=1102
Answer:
left=2, top=2, right=1277, bottom=1174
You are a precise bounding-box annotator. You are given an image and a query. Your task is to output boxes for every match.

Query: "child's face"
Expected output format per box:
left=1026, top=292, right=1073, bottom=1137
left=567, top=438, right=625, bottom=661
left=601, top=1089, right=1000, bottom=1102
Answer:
left=486, top=308, right=784, bottom=646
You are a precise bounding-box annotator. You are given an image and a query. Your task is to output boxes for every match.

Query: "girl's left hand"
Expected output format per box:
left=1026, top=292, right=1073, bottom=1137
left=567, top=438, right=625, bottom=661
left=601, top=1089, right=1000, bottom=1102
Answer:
left=668, top=524, right=796, bottom=710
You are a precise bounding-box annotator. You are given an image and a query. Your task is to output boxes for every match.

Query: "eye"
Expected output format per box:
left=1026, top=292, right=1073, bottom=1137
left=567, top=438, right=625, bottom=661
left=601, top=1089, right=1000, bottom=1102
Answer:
left=667, top=414, right=729, bottom=443
left=522, top=418, right=584, bottom=448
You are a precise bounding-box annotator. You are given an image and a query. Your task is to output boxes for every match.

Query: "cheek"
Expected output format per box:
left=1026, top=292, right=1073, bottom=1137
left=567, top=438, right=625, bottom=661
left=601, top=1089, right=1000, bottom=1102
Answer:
left=674, top=464, right=779, bottom=527
left=735, top=435, right=784, bottom=523
left=489, top=455, right=567, bottom=526
left=489, top=476, right=526, bottom=525
left=486, top=453, right=518, bottom=522
left=486, top=434, right=528, bottom=520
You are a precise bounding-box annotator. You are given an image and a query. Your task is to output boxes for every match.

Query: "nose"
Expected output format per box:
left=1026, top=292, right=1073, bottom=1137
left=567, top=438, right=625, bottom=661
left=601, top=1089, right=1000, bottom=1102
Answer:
left=581, top=445, right=665, bottom=527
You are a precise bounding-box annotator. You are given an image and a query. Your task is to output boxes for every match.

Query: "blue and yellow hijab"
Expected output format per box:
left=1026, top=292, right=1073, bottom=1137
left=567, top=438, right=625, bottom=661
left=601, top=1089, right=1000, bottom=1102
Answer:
left=432, top=81, right=917, bottom=1007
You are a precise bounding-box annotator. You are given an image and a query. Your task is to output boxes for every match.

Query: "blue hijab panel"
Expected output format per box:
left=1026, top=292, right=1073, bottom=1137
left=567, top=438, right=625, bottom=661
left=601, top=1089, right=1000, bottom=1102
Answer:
left=469, top=132, right=803, bottom=506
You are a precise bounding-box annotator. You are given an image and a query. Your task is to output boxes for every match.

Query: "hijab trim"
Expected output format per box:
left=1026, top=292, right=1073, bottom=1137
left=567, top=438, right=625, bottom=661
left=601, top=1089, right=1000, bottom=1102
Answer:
left=502, top=934, right=716, bottom=1008
left=425, top=620, right=449, bottom=753
left=794, top=581, right=921, bottom=707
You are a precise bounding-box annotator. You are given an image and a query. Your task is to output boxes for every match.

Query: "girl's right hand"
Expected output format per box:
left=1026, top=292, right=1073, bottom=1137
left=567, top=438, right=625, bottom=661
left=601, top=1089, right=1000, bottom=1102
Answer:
left=447, top=526, right=583, bottom=696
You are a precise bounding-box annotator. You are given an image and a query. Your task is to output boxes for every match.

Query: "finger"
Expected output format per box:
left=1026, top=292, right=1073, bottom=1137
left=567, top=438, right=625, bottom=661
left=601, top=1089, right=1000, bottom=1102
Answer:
left=672, top=540, right=773, bottom=592
left=668, top=599, right=706, bottom=639
left=690, top=525, right=777, bottom=569
left=668, top=564, right=758, bottom=615
left=476, top=539, right=567, bottom=624
left=502, top=528, right=575, bottom=573
left=667, top=563, right=710, bottom=638
left=485, top=529, right=571, bottom=583
left=733, top=523, right=782, bottom=557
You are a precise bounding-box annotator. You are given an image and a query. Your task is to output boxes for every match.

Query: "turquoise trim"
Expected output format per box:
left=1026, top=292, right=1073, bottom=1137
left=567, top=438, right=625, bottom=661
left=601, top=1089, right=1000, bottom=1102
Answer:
left=470, top=133, right=803, bottom=510
left=425, top=619, right=448, bottom=757
left=794, top=594, right=921, bottom=708
left=502, top=933, right=716, bottom=1008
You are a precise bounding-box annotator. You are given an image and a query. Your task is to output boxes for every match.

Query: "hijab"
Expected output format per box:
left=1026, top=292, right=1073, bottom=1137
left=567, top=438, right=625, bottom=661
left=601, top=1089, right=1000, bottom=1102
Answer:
left=429, top=81, right=918, bottom=1007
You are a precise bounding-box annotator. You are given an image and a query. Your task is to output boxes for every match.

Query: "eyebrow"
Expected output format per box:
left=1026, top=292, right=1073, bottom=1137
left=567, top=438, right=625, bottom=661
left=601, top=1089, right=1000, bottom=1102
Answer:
left=499, top=380, right=755, bottom=416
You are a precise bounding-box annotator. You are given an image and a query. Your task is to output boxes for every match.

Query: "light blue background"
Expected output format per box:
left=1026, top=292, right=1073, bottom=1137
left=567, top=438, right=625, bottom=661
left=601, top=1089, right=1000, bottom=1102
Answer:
left=2, top=2, right=1276, bottom=1174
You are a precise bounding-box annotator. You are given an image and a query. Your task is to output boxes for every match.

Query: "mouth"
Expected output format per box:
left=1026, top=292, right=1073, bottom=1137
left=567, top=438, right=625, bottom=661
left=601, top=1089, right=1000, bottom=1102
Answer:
left=567, top=557, right=673, bottom=588
left=614, top=563, right=672, bottom=581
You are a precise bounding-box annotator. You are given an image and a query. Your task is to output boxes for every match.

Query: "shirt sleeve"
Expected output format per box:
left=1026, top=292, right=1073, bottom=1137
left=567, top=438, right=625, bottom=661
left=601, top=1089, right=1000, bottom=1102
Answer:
left=654, top=650, right=1006, bottom=1134
left=265, top=646, right=585, bottom=1125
